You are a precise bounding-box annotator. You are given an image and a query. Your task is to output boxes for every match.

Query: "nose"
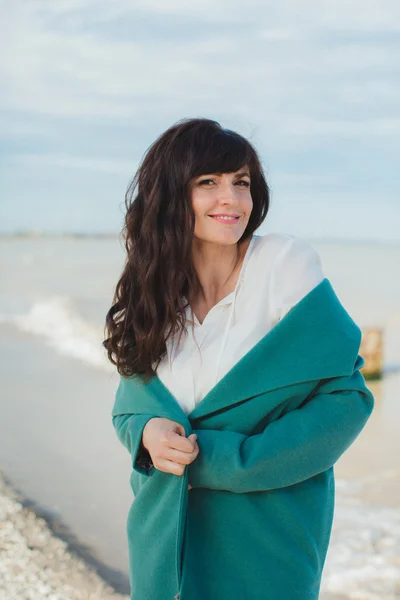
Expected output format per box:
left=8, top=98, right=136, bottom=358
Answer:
left=216, top=179, right=236, bottom=203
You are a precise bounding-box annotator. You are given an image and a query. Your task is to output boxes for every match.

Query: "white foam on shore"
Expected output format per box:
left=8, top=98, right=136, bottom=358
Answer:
left=2, top=297, right=114, bottom=372
left=320, top=473, right=400, bottom=599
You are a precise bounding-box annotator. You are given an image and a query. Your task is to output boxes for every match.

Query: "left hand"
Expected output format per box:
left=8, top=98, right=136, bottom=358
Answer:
left=188, top=483, right=192, bottom=490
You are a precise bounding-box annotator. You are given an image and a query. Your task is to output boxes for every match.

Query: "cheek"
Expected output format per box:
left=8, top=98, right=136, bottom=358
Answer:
left=190, top=190, right=200, bottom=216
left=191, top=189, right=214, bottom=216
left=238, top=189, right=253, bottom=210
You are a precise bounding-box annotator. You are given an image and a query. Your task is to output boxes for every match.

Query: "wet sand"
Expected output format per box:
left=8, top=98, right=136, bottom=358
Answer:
left=0, top=323, right=131, bottom=594
left=0, top=471, right=128, bottom=600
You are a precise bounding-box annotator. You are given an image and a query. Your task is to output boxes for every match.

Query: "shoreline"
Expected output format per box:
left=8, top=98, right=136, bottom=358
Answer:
left=2, top=466, right=399, bottom=600
left=0, top=470, right=129, bottom=600
left=0, top=470, right=347, bottom=600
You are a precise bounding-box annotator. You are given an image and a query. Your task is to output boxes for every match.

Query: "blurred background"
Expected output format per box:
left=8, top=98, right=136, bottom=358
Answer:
left=0, top=1, right=399, bottom=599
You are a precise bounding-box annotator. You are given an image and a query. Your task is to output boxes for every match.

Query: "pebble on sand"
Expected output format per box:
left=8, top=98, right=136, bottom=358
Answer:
left=0, top=472, right=129, bottom=600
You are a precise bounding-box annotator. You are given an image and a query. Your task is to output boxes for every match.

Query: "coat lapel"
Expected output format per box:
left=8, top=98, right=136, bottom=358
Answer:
left=112, top=278, right=362, bottom=423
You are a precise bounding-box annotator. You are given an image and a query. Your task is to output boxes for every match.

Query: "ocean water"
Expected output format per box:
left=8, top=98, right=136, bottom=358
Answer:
left=0, top=234, right=399, bottom=598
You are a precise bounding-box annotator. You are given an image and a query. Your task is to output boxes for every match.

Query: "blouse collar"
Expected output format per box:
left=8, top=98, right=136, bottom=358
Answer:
left=183, top=235, right=257, bottom=326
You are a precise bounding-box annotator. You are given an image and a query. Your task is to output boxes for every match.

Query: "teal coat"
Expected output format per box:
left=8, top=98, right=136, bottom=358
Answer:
left=112, top=278, right=374, bottom=600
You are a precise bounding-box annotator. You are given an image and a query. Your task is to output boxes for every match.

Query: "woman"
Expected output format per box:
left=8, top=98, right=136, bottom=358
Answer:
left=104, top=117, right=374, bottom=600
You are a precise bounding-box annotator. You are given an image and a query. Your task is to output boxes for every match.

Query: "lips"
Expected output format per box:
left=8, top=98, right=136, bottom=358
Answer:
left=209, top=215, right=240, bottom=223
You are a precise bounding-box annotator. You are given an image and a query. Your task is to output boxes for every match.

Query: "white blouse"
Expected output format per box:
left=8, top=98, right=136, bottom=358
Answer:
left=155, top=232, right=325, bottom=416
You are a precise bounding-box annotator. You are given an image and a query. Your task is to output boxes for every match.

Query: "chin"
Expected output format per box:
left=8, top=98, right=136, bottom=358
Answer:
left=193, top=232, right=244, bottom=245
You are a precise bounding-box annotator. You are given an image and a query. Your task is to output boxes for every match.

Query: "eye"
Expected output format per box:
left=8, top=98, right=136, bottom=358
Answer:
left=236, top=180, right=250, bottom=187
left=198, top=178, right=215, bottom=186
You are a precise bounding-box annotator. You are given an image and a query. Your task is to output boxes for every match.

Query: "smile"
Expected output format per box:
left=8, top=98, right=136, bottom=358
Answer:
left=209, top=216, right=240, bottom=223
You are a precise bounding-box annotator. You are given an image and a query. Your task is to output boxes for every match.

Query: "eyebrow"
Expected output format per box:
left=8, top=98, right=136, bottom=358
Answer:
left=198, top=171, right=251, bottom=179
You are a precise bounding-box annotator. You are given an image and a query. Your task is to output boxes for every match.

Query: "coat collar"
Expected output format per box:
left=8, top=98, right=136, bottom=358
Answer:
left=112, top=278, right=361, bottom=422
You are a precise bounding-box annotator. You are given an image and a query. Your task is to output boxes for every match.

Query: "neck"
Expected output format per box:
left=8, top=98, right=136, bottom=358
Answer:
left=191, top=236, right=252, bottom=307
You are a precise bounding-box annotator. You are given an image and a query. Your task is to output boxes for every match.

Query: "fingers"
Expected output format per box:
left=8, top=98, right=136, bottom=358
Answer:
left=152, top=426, right=200, bottom=476
left=153, top=439, right=199, bottom=475
left=172, top=423, right=186, bottom=437
left=164, top=444, right=199, bottom=466
left=156, top=458, right=186, bottom=476
left=165, top=429, right=197, bottom=453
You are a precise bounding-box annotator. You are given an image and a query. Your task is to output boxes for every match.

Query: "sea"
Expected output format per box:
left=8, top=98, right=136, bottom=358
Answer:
left=0, top=233, right=399, bottom=599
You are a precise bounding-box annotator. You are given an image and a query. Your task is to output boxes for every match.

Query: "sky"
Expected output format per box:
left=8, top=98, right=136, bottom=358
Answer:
left=0, top=0, right=399, bottom=241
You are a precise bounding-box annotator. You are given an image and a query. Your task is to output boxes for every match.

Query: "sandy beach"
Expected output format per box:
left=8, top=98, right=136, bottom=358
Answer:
left=2, top=452, right=399, bottom=600
left=0, top=471, right=128, bottom=600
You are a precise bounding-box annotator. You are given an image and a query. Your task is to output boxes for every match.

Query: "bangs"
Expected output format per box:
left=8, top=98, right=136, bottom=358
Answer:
left=188, top=129, right=255, bottom=179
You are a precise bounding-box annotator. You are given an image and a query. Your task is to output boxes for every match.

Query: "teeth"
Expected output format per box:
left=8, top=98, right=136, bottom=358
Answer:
left=212, top=216, right=237, bottom=220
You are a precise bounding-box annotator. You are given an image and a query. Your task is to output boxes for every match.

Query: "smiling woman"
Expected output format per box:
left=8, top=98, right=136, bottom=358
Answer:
left=192, top=169, right=251, bottom=225
left=104, top=117, right=374, bottom=600
left=103, top=117, right=270, bottom=382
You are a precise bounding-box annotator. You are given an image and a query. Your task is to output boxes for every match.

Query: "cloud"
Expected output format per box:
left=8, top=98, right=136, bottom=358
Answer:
left=280, top=117, right=400, bottom=137
left=18, top=0, right=400, bottom=31
left=1, top=0, right=399, bottom=126
left=272, top=172, right=340, bottom=186
left=0, top=0, right=399, bottom=238
left=7, top=153, right=137, bottom=175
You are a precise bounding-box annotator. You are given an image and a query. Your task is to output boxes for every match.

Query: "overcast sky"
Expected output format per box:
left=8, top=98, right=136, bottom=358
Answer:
left=1, top=0, right=399, bottom=241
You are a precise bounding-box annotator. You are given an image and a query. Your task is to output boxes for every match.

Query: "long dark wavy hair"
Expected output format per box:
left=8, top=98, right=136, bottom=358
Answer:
left=103, top=117, right=271, bottom=382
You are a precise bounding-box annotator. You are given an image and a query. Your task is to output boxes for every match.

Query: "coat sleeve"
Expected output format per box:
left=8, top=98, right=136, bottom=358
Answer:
left=188, top=358, right=374, bottom=493
left=112, top=413, right=156, bottom=476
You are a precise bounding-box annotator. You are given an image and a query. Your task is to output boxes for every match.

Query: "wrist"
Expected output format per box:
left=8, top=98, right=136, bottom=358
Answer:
left=142, top=418, right=154, bottom=451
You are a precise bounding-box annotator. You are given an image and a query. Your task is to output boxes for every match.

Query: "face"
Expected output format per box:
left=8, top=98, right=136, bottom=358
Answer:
left=189, top=166, right=253, bottom=246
